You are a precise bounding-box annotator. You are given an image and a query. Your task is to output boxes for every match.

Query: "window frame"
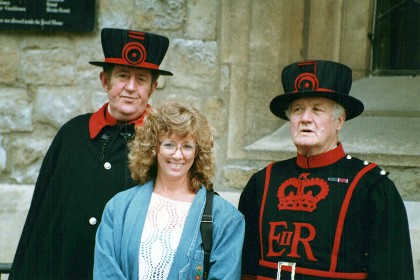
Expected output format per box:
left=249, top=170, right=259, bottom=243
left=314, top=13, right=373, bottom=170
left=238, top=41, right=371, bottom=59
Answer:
left=371, top=0, right=420, bottom=76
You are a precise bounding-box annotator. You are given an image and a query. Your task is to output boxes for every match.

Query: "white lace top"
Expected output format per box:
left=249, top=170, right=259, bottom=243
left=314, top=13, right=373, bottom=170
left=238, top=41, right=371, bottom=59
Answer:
left=138, top=192, right=192, bottom=280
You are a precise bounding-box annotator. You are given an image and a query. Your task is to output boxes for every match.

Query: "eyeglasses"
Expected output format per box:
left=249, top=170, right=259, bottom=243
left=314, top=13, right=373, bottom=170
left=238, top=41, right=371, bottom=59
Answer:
left=159, top=140, right=197, bottom=159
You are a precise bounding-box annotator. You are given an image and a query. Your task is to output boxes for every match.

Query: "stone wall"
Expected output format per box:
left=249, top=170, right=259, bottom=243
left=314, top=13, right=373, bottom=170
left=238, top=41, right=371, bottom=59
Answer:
left=2, top=0, right=417, bottom=197
left=1, top=0, right=419, bottom=277
left=0, top=0, right=381, bottom=192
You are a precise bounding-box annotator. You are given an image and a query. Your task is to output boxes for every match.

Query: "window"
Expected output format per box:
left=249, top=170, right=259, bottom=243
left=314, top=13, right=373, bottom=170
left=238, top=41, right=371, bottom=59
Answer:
left=372, top=0, right=420, bottom=75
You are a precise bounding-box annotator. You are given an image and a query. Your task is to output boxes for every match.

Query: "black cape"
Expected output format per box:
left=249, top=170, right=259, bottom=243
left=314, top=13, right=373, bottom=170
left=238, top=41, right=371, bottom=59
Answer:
left=10, top=113, right=137, bottom=280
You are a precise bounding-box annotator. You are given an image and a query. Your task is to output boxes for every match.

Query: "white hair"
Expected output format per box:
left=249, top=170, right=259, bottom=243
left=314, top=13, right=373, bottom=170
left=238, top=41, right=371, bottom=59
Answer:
left=332, top=102, right=345, bottom=120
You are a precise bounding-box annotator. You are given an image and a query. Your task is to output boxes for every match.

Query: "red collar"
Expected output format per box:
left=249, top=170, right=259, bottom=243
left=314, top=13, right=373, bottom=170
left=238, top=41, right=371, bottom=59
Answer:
left=296, top=143, right=346, bottom=169
left=89, top=103, right=150, bottom=139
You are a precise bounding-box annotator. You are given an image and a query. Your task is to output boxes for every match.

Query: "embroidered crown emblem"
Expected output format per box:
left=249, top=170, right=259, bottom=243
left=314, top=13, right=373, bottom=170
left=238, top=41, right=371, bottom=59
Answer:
left=277, top=173, right=329, bottom=212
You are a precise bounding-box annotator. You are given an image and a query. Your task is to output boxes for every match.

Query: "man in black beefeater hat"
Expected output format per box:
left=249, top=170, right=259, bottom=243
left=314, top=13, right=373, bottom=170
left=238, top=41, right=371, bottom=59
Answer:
left=239, top=60, right=414, bottom=280
left=10, top=28, right=173, bottom=280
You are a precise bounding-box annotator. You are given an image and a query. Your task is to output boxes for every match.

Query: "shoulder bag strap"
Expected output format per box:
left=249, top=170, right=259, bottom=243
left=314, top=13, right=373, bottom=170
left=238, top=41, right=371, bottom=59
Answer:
left=200, top=189, right=214, bottom=280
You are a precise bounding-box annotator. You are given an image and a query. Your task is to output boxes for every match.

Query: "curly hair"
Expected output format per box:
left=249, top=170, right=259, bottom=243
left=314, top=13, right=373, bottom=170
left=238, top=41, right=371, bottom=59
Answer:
left=128, top=102, right=216, bottom=192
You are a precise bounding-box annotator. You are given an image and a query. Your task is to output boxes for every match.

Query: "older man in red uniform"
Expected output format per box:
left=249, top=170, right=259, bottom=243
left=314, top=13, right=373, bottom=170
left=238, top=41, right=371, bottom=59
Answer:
left=239, top=60, right=414, bottom=280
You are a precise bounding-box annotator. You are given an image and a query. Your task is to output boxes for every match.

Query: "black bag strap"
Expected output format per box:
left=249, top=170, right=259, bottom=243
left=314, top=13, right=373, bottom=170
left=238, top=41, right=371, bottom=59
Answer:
left=200, top=189, right=214, bottom=280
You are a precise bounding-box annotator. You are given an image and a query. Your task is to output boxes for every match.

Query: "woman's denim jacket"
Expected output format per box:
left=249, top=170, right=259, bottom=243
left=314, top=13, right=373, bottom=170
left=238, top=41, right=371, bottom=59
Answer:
left=94, top=179, right=245, bottom=279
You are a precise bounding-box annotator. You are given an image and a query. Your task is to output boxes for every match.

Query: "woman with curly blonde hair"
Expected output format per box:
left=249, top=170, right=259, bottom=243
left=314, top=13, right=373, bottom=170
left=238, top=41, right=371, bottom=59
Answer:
left=94, top=102, right=245, bottom=280
left=128, top=101, right=216, bottom=193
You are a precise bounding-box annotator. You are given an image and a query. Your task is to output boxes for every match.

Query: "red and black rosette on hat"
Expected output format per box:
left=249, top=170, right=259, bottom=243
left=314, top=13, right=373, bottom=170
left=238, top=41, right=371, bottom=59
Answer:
left=89, top=28, right=173, bottom=76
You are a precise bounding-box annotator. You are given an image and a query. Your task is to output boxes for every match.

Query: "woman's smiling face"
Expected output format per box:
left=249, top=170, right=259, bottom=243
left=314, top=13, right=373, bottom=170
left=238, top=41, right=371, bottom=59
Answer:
left=156, top=134, right=196, bottom=181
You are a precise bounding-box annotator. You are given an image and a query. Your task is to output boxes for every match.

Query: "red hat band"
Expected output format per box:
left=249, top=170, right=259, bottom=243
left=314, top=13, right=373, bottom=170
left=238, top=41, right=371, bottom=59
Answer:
left=104, top=58, right=160, bottom=70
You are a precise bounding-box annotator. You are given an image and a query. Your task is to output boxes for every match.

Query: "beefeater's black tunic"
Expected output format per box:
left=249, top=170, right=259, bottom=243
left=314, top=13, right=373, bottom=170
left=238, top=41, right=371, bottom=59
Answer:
left=239, top=144, right=414, bottom=280
left=10, top=103, right=143, bottom=280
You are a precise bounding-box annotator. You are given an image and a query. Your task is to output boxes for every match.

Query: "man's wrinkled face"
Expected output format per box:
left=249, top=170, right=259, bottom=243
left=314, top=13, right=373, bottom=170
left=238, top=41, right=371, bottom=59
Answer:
left=100, top=65, right=157, bottom=121
left=289, top=97, right=345, bottom=157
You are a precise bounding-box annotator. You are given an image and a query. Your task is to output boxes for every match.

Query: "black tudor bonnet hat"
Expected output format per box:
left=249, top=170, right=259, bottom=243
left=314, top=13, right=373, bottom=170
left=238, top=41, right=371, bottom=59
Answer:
left=89, top=28, right=173, bottom=76
left=269, top=60, right=364, bottom=121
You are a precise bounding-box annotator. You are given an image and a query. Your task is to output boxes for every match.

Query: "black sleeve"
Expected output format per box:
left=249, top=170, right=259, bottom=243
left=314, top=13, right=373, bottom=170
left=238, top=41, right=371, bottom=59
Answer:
left=367, top=174, right=415, bottom=280
left=238, top=172, right=262, bottom=277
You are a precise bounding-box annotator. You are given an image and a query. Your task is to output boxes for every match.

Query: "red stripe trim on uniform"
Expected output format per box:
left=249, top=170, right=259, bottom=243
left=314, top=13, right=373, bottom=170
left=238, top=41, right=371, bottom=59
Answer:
left=256, top=276, right=273, bottom=280
left=259, top=260, right=368, bottom=279
left=104, top=58, right=160, bottom=69
left=259, top=163, right=274, bottom=261
left=329, top=163, right=377, bottom=272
